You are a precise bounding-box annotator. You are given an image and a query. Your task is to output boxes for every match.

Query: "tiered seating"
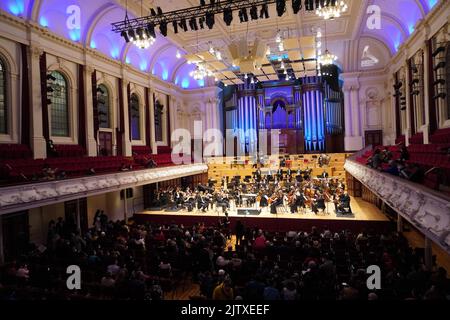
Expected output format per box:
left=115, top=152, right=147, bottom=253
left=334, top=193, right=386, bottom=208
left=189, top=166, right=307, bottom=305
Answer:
left=395, top=135, right=405, bottom=145
left=430, top=128, right=450, bottom=144
left=359, top=141, right=450, bottom=192
left=0, top=144, right=32, bottom=159
left=157, top=145, right=172, bottom=154
left=53, top=144, right=85, bottom=157
left=409, top=132, right=423, bottom=144
left=132, top=146, right=151, bottom=155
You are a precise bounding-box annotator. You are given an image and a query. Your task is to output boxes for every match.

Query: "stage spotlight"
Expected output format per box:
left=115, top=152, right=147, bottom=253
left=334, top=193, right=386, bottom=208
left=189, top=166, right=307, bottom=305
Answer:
left=250, top=5, right=258, bottom=20
left=128, top=29, right=136, bottom=41
left=146, top=23, right=156, bottom=38
left=200, top=0, right=206, bottom=5
left=150, top=8, right=157, bottom=16
left=260, top=4, right=269, bottom=19
left=292, top=0, right=302, bottom=14
left=121, top=30, right=130, bottom=43
left=223, top=8, right=233, bottom=25
left=239, top=8, right=248, bottom=22
left=136, top=27, right=144, bottom=40
left=180, top=19, right=188, bottom=32
left=199, top=17, right=205, bottom=29
left=206, top=12, right=215, bottom=29
left=172, top=21, right=179, bottom=34
left=156, top=7, right=163, bottom=15
left=160, top=21, right=168, bottom=37
left=189, top=17, right=198, bottom=31
left=276, top=0, right=286, bottom=17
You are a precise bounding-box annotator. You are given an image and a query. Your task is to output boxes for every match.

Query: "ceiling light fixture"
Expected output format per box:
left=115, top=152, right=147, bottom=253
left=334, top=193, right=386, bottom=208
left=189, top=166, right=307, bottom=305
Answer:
left=316, top=0, right=348, bottom=20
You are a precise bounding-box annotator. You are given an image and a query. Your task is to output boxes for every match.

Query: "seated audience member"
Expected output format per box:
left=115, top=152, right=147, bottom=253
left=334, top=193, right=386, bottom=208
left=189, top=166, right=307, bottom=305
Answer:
left=42, top=164, right=57, bottom=180
left=367, top=149, right=382, bottom=170
left=399, top=144, right=410, bottom=162
left=384, top=160, right=399, bottom=176
left=87, top=167, right=96, bottom=175
left=145, top=157, right=157, bottom=168
left=120, top=163, right=130, bottom=171
left=47, top=139, right=58, bottom=157
left=212, top=277, right=234, bottom=300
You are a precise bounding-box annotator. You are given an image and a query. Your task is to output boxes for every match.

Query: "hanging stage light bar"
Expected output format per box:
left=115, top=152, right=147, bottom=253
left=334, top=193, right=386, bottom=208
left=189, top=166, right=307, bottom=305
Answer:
left=112, top=0, right=313, bottom=40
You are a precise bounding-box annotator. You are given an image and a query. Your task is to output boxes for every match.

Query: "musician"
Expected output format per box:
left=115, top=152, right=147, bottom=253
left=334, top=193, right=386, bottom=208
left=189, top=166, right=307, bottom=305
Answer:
left=197, top=192, right=209, bottom=212
left=303, top=167, right=312, bottom=180
left=290, top=191, right=306, bottom=214
left=316, top=192, right=326, bottom=213
left=320, top=170, right=329, bottom=179
left=260, top=192, right=269, bottom=208
left=254, top=168, right=262, bottom=182
left=174, top=188, right=184, bottom=208
left=296, top=169, right=303, bottom=183
left=269, top=193, right=283, bottom=214
left=337, top=191, right=352, bottom=214
left=286, top=168, right=293, bottom=178
left=276, top=168, right=284, bottom=180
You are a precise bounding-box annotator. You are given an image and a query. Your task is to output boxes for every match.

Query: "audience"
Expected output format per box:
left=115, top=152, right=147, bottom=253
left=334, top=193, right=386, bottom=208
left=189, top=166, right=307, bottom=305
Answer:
left=0, top=213, right=449, bottom=301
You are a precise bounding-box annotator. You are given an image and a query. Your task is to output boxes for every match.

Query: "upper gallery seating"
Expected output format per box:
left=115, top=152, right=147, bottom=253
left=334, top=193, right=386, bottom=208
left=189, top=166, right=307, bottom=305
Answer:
left=52, top=144, right=85, bottom=158
left=132, top=145, right=174, bottom=167
left=0, top=144, right=177, bottom=185
left=356, top=139, right=450, bottom=193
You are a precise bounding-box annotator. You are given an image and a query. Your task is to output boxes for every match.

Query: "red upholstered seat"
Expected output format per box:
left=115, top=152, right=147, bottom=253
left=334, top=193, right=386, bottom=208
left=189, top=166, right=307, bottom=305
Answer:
left=0, top=144, right=32, bottom=160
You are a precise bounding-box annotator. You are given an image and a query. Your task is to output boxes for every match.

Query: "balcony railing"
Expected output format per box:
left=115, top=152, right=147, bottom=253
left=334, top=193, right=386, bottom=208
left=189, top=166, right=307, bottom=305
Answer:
left=345, top=152, right=450, bottom=255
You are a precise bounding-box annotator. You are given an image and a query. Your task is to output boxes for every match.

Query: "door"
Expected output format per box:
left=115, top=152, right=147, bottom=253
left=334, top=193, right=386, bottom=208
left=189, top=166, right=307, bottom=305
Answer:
left=2, top=211, right=29, bottom=262
left=65, top=198, right=88, bottom=234
left=365, top=130, right=383, bottom=148
left=98, top=131, right=113, bottom=156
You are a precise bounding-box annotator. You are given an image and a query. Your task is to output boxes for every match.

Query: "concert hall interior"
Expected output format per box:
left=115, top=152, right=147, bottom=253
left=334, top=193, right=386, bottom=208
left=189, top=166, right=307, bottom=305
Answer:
left=0, top=0, right=450, bottom=302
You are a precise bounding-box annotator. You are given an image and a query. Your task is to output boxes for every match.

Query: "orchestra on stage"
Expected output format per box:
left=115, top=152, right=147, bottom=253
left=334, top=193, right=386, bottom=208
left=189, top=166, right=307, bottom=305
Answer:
left=151, top=162, right=353, bottom=217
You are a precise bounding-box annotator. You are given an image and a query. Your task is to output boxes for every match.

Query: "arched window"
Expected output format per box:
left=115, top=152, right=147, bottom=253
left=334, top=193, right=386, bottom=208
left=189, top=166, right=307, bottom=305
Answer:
left=97, top=84, right=110, bottom=128
left=50, top=71, right=69, bottom=137
left=0, top=58, right=7, bottom=134
left=130, top=93, right=141, bottom=140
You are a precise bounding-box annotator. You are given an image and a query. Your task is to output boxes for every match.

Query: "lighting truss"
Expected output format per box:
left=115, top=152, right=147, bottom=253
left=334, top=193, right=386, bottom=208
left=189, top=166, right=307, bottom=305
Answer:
left=112, top=0, right=281, bottom=34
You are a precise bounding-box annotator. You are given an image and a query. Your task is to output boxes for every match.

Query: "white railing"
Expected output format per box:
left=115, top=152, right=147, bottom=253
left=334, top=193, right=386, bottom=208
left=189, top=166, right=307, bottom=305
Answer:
left=0, top=163, right=208, bottom=215
left=345, top=155, right=450, bottom=255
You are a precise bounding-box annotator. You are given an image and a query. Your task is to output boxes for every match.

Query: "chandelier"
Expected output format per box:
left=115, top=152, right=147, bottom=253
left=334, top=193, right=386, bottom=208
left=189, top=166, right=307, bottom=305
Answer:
left=316, top=1, right=348, bottom=20
left=189, top=63, right=213, bottom=80
left=132, top=34, right=156, bottom=49
left=319, top=49, right=337, bottom=66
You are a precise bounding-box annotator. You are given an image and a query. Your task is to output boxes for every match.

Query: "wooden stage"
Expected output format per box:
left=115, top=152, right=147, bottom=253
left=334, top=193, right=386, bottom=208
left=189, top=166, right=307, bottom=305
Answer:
left=134, top=197, right=393, bottom=233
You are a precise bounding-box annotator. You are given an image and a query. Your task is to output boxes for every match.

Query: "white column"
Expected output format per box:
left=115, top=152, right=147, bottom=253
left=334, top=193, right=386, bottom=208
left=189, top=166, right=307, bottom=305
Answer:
left=422, top=42, right=430, bottom=144
left=85, top=65, right=97, bottom=156
left=29, top=46, right=47, bottom=159
left=404, top=61, right=412, bottom=146
left=343, top=88, right=352, bottom=138
left=148, top=87, right=157, bottom=154
left=351, top=87, right=361, bottom=137
left=122, top=79, right=132, bottom=156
